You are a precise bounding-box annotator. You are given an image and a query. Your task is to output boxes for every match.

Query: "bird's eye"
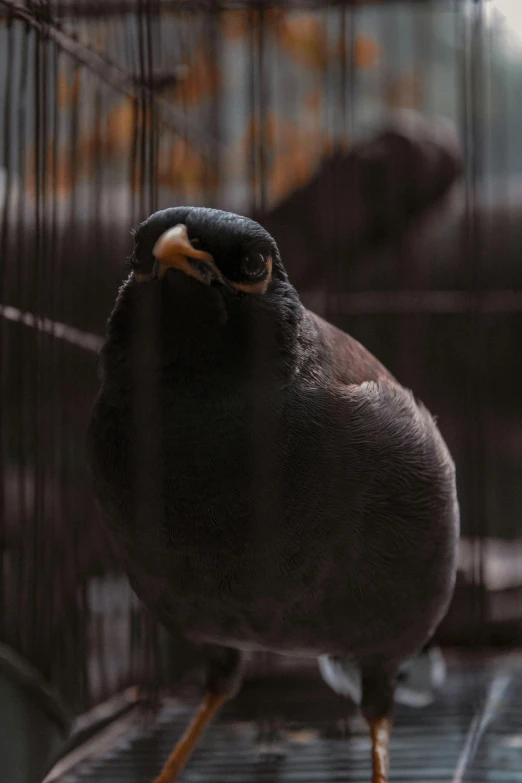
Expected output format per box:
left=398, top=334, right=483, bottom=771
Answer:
left=240, top=253, right=266, bottom=280
left=189, top=237, right=201, bottom=248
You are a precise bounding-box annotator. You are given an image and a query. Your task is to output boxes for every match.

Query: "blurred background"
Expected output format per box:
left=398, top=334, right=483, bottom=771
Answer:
left=1, top=0, right=522, bottom=781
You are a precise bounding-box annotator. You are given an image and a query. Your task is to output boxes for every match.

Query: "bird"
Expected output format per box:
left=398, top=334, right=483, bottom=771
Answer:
left=87, top=206, right=459, bottom=783
left=257, top=110, right=463, bottom=294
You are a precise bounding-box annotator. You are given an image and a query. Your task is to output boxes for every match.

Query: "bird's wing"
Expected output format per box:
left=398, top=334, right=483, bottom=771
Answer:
left=309, top=311, right=397, bottom=387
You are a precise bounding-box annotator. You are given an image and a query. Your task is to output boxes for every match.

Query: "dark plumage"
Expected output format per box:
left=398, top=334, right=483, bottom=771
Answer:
left=87, top=206, right=459, bottom=783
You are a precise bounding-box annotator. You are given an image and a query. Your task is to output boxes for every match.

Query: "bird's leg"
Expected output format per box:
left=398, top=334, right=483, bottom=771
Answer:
left=368, top=716, right=392, bottom=783
left=152, top=691, right=227, bottom=783
left=361, top=664, right=397, bottom=783
left=152, top=646, right=243, bottom=783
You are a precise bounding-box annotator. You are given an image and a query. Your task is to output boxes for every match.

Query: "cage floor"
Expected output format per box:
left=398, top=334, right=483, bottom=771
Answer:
left=60, top=661, right=522, bottom=783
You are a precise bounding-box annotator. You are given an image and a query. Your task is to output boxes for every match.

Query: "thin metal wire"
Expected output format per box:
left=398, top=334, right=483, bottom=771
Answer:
left=459, top=0, right=488, bottom=636
left=0, top=9, right=13, bottom=632
left=0, top=0, right=223, bottom=160
left=451, top=671, right=511, bottom=783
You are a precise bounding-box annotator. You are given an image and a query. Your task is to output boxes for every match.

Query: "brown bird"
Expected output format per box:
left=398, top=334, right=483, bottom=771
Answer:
left=87, top=206, right=459, bottom=783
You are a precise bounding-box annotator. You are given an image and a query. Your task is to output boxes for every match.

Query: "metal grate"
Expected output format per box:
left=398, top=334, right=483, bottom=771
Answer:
left=59, top=662, right=522, bottom=782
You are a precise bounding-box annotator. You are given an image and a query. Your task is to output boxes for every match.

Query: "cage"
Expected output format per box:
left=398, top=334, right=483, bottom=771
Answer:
left=1, top=0, right=522, bottom=782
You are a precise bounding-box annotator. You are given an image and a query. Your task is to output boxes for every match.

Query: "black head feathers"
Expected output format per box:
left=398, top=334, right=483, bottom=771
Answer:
left=130, top=207, right=288, bottom=289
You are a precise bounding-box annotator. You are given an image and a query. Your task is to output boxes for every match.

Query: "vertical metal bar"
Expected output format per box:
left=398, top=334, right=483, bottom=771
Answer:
left=459, top=0, right=488, bottom=638
left=207, top=5, right=221, bottom=207
left=13, top=17, right=30, bottom=660
left=338, top=5, right=348, bottom=146
left=248, top=5, right=259, bottom=213
left=145, top=0, right=158, bottom=214
left=346, top=3, right=356, bottom=140
left=257, top=4, right=267, bottom=212
left=0, top=10, right=14, bottom=631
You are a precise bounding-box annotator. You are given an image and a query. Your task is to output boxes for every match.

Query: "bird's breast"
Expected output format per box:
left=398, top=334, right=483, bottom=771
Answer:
left=90, top=376, right=458, bottom=661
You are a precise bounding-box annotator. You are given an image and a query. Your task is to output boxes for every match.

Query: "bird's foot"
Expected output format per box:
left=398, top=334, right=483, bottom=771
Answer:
left=152, top=762, right=183, bottom=783
left=150, top=691, right=226, bottom=783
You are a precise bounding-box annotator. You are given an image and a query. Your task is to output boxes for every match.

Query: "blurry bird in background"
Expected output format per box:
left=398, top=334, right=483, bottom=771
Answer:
left=87, top=199, right=459, bottom=783
left=260, top=111, right=463, bottom=296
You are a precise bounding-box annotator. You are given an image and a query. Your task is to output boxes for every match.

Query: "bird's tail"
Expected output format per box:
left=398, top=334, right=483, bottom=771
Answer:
left=318, top=644, right=446, bottom=708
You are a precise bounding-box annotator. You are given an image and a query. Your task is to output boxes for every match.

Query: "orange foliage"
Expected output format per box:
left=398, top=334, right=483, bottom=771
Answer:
left=220, top=9, right=284, bottom=39
left=230, top=110, right=331, bottom=204
left=354, top=35, right=381, bottom=68
left=269, top=144, right=321, bottom=203
left=103, top=98, right=137, bottom=153
left=156, top=136, right=218, bottom=195
left=79, top=98, right=147, bottom=160
left=276, top=14, right=328, bottom=71
left=25, top=145, right=75, bottom=198
left=335, top=32, right=381, bottom=69
left=220, top=10, right=251, bottom=39
left=56, top=68, right=80, bottom=110
left=24, top=96, right=143, bottom=198
left=166, top=46, right=220, bottom=108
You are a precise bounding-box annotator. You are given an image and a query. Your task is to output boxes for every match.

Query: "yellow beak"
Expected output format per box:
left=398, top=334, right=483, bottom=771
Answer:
left=152, top=224, right=223, bottom=285
left=132, top=223, right=272, bottom=295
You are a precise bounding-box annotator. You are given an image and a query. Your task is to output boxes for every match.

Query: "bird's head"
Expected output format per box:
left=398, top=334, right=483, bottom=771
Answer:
left=130, top=206, right=288, bottom=295
left=103, top=207, right=305, bottom=381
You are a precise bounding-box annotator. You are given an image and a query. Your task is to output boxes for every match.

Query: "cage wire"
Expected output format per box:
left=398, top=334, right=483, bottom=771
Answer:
left=1, top=0, right=522, bottom=725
